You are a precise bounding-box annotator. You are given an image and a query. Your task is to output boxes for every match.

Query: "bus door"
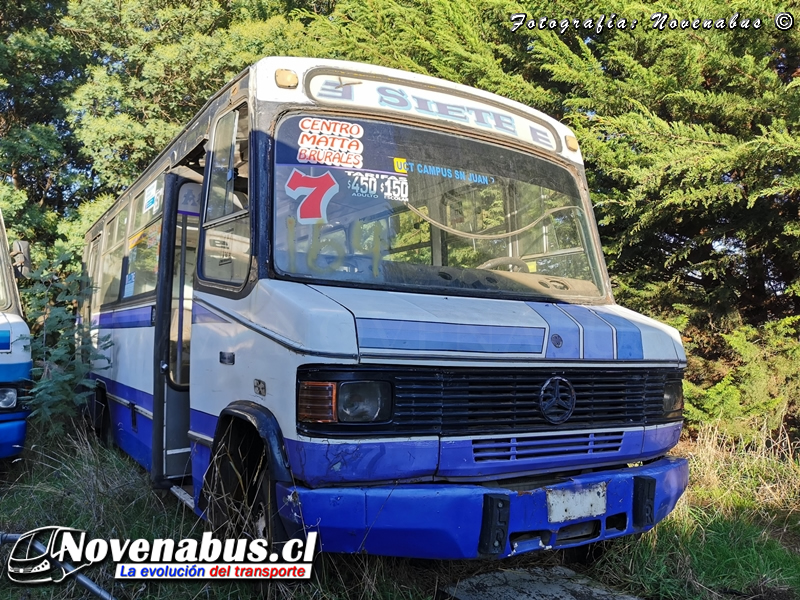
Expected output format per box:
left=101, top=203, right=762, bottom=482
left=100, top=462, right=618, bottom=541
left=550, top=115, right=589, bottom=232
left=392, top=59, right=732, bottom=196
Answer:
left=153, top=176, right=200, bottom=482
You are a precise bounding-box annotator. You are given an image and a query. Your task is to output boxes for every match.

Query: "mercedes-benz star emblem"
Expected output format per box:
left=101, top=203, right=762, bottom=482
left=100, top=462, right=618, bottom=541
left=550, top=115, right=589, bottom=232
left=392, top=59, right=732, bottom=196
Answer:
left=539, top=376, right=576, bottom=424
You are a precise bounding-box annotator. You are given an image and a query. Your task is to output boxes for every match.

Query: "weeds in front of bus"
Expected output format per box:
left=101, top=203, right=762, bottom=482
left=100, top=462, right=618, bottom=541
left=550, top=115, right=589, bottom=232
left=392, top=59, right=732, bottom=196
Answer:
left=20, top=256, right=111, bottom=436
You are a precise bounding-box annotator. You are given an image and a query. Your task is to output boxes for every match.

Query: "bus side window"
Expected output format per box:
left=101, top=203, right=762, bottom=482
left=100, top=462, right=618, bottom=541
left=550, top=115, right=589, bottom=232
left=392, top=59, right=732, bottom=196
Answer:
left=87, top=237, right=102, bottom=318
left=201, top=103, right=250, bottom=285
left=100, top=203, right=130, bottom=305
left=124, top=175, right=165, bottom=299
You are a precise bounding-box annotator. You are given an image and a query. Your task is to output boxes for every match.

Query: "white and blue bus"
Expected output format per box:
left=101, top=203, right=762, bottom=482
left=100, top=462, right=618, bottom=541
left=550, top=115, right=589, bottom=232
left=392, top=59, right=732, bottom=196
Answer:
left=0, top=210, right=32, bottom=459
left=81, top=57, right=688, bottom=559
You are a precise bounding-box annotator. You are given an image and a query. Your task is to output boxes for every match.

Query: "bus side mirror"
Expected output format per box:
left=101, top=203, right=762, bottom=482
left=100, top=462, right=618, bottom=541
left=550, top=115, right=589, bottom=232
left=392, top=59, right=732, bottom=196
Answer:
left=11, top=240, right=31, bottom=279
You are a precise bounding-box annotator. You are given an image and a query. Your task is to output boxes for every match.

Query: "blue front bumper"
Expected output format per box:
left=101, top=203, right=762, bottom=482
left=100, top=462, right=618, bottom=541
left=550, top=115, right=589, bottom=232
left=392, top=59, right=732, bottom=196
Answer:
left=0, top=410, right=29, bottom=459
left=276, top=456, right=688, bottom=559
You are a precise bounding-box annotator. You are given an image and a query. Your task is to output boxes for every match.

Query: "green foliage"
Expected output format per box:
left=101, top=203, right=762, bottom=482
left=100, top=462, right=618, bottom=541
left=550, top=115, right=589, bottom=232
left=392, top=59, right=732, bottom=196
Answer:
left=0, top=182, right=61, bottom=266
left=531, top=1, right=800, bottom=330
left=55, top=193, right=116, bottom=257
left=20, top=256, right=111, bottom=435
left=0, top=0, right=92, bottom=249
left=684, top=316, right=800, bottom=437
left=596, top=509, right=800, bottom=598
left=63, top=0, right=308, bottom=188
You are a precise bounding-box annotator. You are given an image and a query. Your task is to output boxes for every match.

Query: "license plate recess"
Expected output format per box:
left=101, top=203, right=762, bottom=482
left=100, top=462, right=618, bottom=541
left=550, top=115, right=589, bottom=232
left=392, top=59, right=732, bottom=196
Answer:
left=546, top=482, right=607, bottom=523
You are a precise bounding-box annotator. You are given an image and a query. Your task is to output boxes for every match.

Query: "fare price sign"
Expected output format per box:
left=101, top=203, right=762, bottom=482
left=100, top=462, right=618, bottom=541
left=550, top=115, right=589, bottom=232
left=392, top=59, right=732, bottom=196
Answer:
left=346, top=171, right=408, bottom=203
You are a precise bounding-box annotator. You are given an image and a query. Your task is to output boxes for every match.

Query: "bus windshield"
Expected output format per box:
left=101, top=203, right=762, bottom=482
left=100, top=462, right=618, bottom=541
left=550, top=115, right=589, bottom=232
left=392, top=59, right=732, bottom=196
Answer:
left=272, top=114, right=606, bottom=299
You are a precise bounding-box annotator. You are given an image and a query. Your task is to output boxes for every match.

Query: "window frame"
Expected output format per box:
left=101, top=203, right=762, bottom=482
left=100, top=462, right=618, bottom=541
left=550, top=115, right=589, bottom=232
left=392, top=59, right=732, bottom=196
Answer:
left=98, top=200, right=131, bottom=308
left=197, top=101, right=253, bottom=290
left=203, top=104, right=250, bottom=227
left=86, top=235, right=103, bottom=317
left=121, top=173, right=167, bottom=302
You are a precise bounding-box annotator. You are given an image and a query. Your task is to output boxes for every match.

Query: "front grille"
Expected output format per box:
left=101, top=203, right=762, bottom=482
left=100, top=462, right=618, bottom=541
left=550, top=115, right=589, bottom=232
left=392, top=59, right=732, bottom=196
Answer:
left=472, top=431, right=626, bottom=462
left=297, top=366, right=683, bottom=437
left=394, top=368, right=679, bottom=434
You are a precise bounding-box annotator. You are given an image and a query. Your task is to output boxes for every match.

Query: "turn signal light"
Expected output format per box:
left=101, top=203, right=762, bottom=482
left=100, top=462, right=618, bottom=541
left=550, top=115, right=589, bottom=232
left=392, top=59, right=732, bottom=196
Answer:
left=297, top=381, right=336, bottom=422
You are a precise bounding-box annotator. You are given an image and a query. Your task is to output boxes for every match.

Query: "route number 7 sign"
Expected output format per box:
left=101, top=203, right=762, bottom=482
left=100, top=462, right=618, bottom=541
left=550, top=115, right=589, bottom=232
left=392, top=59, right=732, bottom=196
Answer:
left=285, top=169, right=339, bottom=224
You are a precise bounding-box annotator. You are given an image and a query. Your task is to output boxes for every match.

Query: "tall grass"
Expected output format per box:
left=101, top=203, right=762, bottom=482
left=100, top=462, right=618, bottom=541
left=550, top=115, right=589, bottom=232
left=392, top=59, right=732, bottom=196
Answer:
left=592, top=426, right=800, bottom=599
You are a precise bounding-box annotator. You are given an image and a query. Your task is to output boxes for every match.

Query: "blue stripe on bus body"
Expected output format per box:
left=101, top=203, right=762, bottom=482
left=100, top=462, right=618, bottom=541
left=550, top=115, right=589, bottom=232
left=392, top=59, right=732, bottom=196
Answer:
left=356, top=319, right=545, bottom=353
left=559, top=305, right=615, bottom=360
left=591, top=309, right=644, bottom=360
left=95, top=306, right=153, bottom=329
left=191, top=441, right=212, bottom=516
left=192, top=305, right=229, bottom=324
left=438, top=430, right=644, bottom=479
left=89, top=374, right=154, bottom=470
left=642, top=423, right=682, bottom=459
left=188, top=409, right=218, bottom=516
left=0, top=418, right=27, bottom=458
left=285, top=438, right=439, bottom=487
left=0, top=330, right=10, bottom=351
left=92, top=373, right=154, bottom=413
left=525, top=303, right=580, bottom=359
left=190, top=409, right=218, bottom=439
left=107, top=399, right=152, bottom=471
left=0, top=360, right=32, bottom=382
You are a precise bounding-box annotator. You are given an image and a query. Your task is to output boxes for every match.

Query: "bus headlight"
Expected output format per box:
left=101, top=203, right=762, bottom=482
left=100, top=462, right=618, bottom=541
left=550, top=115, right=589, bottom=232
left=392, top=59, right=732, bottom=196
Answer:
left=298, top=380, right=392, bottom=423
left=663, top=381, right=684, bottom=415
left=0, top=388, right=17, bottom=409
left=337, top=382, right=392, bottom=423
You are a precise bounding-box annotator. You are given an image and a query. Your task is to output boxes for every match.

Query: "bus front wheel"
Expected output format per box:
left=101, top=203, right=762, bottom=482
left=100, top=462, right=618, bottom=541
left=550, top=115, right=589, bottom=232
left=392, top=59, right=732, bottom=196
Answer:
left=205, top=422, right=287, bottom=547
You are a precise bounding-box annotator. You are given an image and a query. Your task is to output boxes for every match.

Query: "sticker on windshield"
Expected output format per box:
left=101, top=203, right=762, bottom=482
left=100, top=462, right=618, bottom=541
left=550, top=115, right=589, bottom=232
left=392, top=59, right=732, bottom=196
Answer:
left=404, top=161, right=494, bottom=185
left=284, top=168, right=340, bottom=224
left=297, top=117, right=364, bottom=169
left=346, top=171, right=408, bottom=203
left=144, top=181, right=159, bottom=212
